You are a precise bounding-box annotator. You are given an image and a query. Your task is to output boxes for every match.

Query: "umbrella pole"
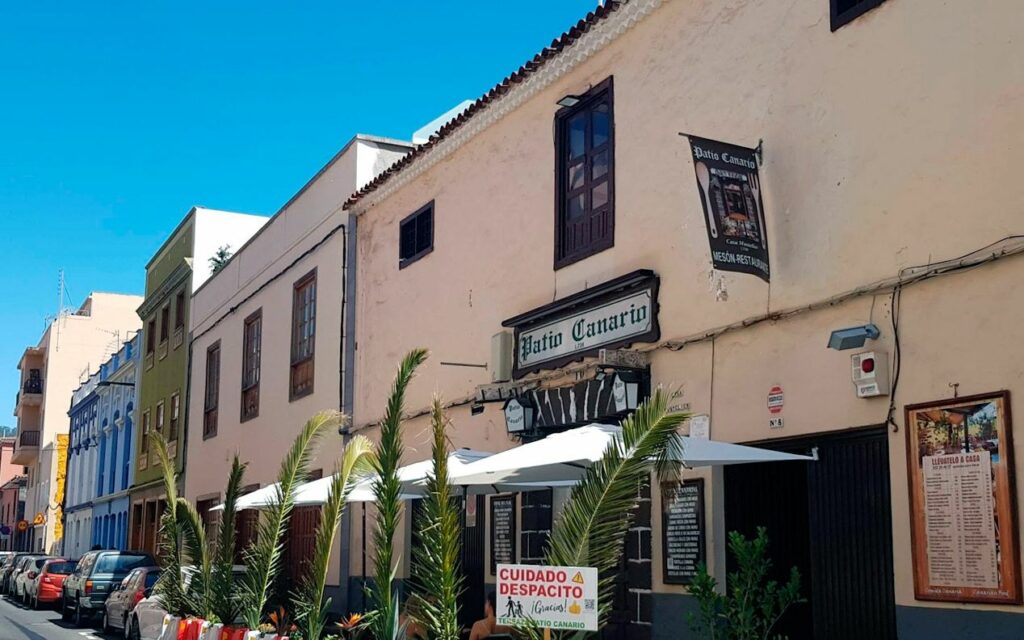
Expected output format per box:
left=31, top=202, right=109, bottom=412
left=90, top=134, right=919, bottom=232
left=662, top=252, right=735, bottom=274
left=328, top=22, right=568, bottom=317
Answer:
left=361, top=502, right=367, bottom=612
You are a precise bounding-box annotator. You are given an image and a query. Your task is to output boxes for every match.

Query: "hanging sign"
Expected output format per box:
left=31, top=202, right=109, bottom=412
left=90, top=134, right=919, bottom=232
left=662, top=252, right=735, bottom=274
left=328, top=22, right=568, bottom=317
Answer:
left=662, top=479, right=706, bottom=585
left=32, top=513, right=45, bottom=526
left=905, top=391, right=1021, bottom=604
left=16, top=520, right=28, bottom=532
left=496, top=564, right=599, bottom=631
left=687, top=135, right=770, bottom=281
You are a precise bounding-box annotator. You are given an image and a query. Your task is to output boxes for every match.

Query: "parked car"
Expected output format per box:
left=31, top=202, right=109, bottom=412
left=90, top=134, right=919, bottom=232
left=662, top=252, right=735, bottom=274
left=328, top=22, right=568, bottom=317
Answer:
left=130, top=566, right=246, bottom=640
left=6, top=555, right=38, bottom=597
left=62, top=550, right=156, bottom=626
left=15, top=555, right=53, bottom=602
left=103, top=566, right=160, bottom=636
left=26, top=558, right=76, bottom=609
left=0, top=553, right=29, bottom=594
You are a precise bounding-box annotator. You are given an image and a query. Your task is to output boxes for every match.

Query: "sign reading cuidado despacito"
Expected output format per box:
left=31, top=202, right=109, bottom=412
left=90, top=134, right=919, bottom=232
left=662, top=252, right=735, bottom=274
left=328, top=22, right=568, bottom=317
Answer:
left=496, top=563, right=598, bottom=632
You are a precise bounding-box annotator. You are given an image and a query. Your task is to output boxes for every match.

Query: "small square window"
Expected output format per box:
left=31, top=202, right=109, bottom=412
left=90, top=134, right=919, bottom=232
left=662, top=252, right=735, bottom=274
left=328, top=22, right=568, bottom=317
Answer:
left=831, top=0, right=885, bottom=31
left=399, top=201, right=434, bottom=268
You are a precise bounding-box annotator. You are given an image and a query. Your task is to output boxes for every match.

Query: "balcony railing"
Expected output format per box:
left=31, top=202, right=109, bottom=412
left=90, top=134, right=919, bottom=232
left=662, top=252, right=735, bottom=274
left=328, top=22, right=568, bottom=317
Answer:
left=19, top=430, right=40, bottom=447
left=22, top=379, right=42, bottom=394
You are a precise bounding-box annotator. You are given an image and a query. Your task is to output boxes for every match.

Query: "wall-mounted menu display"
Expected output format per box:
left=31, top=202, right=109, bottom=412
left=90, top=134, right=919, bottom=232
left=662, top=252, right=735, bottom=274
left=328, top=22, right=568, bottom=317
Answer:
left=490, top=494, right=517, bottom=575
left=906, top=391, right=1022, bottom=604
left=661, top=479, right=706, bottom=585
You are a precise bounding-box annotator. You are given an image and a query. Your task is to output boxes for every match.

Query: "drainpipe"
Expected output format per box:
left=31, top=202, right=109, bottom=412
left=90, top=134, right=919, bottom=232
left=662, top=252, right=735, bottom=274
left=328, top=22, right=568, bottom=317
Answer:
left=339, top=213, right=358, bottom=614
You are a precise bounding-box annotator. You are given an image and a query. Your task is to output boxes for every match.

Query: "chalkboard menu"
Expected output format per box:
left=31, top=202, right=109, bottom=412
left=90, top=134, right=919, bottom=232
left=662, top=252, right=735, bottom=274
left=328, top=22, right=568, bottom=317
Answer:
left=490, top=495, right=517, bottom=574
left=662, top=479, right=706, bottom=585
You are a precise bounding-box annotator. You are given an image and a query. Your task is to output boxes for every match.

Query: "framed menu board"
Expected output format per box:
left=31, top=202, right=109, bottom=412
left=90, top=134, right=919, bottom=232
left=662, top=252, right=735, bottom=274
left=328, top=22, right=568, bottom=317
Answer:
left=661, top=479, right=706, bottom=585
left=906, top=391, right=1021, bottom=604
left=490, top=494, right=517, bottom=574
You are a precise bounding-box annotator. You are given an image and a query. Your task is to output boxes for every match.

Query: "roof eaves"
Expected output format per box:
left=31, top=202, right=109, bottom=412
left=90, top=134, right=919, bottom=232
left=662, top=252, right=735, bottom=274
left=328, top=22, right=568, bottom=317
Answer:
left=343, top=0, right=635, bottom=211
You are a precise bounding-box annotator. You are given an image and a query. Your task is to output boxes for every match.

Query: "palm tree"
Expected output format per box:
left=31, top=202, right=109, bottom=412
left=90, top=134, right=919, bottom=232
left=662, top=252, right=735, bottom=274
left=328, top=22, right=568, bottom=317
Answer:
left=409, top=398, right=464, bottom=640
left=151, top=432, right=206, bottom=618
left=211, top=455, right=247, bottom=625
left=209, top=245, right=233, bottom=273
left=293, top=435, right=376, bottom=640
left=240, top=410, right=339, bottom=629
left=366, top=348, right=429, bottom=640
left=542, top=389, right=686, bottom=637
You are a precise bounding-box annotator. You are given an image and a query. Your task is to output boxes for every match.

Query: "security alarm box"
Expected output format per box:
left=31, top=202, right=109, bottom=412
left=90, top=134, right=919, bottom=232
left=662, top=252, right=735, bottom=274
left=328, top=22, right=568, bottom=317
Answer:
left=851, top=351, right=889, bottom=398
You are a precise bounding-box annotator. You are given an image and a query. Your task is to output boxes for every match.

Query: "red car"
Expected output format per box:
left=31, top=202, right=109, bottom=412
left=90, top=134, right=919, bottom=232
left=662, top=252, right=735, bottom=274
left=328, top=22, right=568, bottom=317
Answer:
left=27, top=558, right=77, bottom=609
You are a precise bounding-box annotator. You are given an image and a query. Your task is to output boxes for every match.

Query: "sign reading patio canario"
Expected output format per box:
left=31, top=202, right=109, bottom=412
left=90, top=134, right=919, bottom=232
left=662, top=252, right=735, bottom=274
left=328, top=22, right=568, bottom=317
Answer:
left=496, top=563, right=598, bottom=631
left=505, top=271, right=660, bottom=377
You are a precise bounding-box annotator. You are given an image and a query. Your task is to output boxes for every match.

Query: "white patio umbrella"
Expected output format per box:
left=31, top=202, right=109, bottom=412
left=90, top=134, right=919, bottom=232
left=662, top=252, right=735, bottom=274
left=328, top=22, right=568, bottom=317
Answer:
left=450, top=423, right=814, bottom=487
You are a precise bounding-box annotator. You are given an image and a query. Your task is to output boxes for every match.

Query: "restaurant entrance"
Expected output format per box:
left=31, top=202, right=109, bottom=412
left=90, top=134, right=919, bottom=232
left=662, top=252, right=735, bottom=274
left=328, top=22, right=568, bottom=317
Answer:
left=724, top=426, right=897, bottom=640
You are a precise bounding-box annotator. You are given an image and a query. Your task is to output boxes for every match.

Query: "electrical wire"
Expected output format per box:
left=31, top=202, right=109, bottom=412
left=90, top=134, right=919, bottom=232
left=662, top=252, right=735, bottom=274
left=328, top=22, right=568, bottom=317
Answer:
left=885, top=284, right=902, bottom=432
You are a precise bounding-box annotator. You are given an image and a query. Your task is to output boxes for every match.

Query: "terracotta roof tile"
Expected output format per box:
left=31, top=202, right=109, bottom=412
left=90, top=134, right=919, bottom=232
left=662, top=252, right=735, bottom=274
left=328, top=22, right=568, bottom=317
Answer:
left=344, top=0, right=625, bottom=210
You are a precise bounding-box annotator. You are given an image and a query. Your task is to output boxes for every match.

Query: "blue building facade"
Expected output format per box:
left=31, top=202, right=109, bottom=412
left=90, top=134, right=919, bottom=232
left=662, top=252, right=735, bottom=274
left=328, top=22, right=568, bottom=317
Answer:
left=64, top=373, right=99, bottom=558
left=91, top=335, right=138, bottom=551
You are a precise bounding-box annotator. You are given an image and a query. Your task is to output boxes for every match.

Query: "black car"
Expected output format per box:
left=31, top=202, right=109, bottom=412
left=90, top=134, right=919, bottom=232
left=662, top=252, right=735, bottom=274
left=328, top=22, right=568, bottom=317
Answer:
left=61, top=550, right=156, bottom=626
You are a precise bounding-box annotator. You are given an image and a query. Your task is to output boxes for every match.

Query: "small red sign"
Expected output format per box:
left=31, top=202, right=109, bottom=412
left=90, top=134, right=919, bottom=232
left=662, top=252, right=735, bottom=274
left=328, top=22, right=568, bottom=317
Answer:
left=767, top=386, right=784, bottom=414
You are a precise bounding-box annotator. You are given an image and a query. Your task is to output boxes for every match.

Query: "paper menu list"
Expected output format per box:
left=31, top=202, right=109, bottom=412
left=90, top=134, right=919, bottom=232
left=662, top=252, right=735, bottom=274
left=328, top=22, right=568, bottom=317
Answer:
left=922, top=451, right=999, bottom=589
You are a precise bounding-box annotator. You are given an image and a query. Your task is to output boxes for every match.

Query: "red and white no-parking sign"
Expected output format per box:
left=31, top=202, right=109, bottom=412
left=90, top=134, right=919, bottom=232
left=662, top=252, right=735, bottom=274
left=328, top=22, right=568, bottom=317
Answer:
left=767, top=386, right=784, bottom=414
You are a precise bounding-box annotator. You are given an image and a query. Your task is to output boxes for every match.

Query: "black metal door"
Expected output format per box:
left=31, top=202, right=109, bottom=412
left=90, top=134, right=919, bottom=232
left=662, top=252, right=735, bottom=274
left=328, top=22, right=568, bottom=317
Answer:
left=459, top=494, right=486, bottom=628
left=725, top=427, right=896, bottom=640
left=806, top=428, right=896, bottom=639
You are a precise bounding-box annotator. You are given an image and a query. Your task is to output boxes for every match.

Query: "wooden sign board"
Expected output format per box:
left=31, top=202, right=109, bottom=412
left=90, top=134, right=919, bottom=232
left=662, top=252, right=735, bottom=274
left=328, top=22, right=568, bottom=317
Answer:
left=905, top=391, right=1021, bottom=604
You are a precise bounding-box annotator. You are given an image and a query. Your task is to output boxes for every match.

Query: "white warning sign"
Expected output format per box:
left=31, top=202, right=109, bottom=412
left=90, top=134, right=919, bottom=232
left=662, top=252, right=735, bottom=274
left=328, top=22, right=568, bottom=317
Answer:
left=496, top=564, right=599, bottom=631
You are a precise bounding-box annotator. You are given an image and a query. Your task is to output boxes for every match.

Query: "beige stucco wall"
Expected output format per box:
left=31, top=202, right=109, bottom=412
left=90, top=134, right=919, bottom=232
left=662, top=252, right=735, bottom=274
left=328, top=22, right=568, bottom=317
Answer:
left=19, top=293, right=142, bottom=552
left=349, top=0, right=1023, bottom=617
left=185, top=137, right=410, bottom=587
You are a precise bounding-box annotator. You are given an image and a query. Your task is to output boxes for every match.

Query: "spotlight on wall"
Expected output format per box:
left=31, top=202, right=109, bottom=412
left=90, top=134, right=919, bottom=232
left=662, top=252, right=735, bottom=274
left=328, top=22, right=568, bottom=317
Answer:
left=557, top=94, right=582, bottom=108
left=827, top=323, right=880, bottom=351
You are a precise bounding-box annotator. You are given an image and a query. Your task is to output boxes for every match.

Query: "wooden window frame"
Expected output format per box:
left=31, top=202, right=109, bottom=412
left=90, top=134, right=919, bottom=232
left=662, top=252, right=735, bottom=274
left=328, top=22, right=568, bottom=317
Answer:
left=289, top=269, right=317, bottom=401
left=554, top=76, right=615, bottom=269
left=169, top=392, right=180, bottom=442
left=830, top=0, right=885, bottom=31
left=139, top=410, right=151, bottom=469
left=174, top=290, right=186, bottom=329
left=398, top=201, right=434, bottom=269
left=159, top=305, right=170, bottom=344
left=240, top=309, right=262, bottom=422
left=203, top=341, right=221, bottom=440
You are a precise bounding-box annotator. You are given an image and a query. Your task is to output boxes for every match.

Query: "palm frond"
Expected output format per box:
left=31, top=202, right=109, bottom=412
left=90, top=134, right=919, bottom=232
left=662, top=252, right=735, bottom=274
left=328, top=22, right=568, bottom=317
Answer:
left=368, top=348, right=429, bottom=640
left=212, top=455, right=247, bottom=624
left=150, top=433, right=190, bottom=617
left=240, top=410, right=339, bottom=629
left=176, top=496, right=211, bottom=618
left=409, top=397, right=463, bottom=640
left=294, top=435, right=376, bottom=640
left=544, top=389, right=687, bottom=634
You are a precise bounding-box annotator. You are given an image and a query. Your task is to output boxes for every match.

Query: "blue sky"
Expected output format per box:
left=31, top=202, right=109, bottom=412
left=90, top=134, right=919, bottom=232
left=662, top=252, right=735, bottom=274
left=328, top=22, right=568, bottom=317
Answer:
left=0, top=1, right=599, bottom=422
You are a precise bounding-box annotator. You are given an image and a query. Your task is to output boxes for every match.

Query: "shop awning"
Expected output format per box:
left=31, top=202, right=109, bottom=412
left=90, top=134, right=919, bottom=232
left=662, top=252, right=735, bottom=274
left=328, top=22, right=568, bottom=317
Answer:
left=216, top=448, right=564, bottom=511
left=449, top=423, right=815, bottom=486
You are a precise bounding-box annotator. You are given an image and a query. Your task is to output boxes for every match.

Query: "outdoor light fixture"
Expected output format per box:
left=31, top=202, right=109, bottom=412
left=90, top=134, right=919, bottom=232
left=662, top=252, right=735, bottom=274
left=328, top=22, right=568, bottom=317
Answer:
left=611, top=371, right=641, bottom=413
left=557, top=94, right=582, bottom=108
left=503, top=395, right=536, bottom=434
left=827, top=323, right=881, bottom=351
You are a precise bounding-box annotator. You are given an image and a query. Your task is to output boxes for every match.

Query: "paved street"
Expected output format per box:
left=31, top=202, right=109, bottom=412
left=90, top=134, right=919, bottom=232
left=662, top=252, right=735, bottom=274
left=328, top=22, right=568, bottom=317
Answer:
left=0, top=595, right=110, bottom=640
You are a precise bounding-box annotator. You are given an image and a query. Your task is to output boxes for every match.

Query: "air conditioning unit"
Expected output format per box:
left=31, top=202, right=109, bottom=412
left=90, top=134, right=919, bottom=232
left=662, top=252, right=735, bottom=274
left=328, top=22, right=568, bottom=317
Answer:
left=490, top=331, right=513, bottom=382
left=851, top=351, right=889, bottom=398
